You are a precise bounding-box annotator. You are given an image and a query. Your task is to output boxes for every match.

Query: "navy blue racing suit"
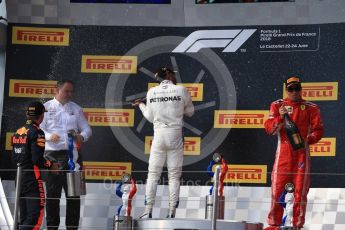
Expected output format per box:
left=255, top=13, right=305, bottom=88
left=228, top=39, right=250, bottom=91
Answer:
left=12, top=120, right=52, bottom=230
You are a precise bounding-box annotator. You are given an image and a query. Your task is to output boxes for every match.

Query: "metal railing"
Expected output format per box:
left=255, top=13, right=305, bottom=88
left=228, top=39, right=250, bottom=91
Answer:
left=1, top=167, right=345, bottom=229
left=0, top=177, right=13, bottom=230
left=211, top=166, right=221, bottom=230
left=13, top=164, right=22, bottom=230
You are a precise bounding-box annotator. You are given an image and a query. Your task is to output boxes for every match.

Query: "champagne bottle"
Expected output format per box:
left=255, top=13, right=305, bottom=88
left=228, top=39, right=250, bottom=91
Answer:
left=283, top=113, right=304, bottom=150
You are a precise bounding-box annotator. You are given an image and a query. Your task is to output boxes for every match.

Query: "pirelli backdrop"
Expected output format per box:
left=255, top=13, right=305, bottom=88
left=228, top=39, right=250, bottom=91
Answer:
left=0, top=23, right=344, bottom=187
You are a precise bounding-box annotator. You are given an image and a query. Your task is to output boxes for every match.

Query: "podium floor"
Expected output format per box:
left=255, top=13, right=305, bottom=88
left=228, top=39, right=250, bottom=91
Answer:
left=134, top=218, right=263, bottom=230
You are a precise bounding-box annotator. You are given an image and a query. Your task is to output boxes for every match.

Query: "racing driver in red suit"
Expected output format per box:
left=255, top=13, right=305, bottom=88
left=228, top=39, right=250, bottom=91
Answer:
left=264, top=76, right=324, bottom=230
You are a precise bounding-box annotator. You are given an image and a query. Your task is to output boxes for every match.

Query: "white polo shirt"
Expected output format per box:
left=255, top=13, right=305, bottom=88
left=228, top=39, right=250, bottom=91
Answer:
left=40, top=98, right=92, bottom=151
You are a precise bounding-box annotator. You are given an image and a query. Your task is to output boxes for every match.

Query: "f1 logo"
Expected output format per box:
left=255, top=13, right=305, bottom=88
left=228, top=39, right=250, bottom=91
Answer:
left=173, top=29, right=256, bottom=53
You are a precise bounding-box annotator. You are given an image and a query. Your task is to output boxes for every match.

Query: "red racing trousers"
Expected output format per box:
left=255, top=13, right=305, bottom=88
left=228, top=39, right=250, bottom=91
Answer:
left=268, top=143, right=310, bottom=228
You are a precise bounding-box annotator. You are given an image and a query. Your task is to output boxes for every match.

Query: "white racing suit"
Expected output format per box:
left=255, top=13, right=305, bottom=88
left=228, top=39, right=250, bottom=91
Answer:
left=139, top=80, right=194, bottom=213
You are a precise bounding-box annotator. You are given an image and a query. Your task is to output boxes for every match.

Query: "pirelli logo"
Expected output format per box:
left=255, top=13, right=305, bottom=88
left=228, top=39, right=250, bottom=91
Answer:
left=222, top=164, right=267, bottom=184
left=12, top=27, right=69, bottom=46
left=283, top=82, right=338, bottom=101
left=214, top=110, right=269, bottom=128
left=310, top=138, right=336, bottom=157
left=5, top=132, right=14, bottom=151
left=84, top=108, right=134, bottom=127
left=180, top=83, right=203, bottom=101
left=81, top=55, right=137, bottom=74
left=145, top=136, right=201, bottom=155
left=83, top=162, right=132, bottom=180
left=148, top=83, right=203, bottom=101
left=9, top=79, right=57, bottom=98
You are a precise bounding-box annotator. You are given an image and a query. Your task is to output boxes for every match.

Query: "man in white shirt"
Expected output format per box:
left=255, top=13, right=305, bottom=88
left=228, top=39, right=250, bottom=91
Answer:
left=133, top=67, right=194, bottom=218
left=40, top=80, right=92, bottom=230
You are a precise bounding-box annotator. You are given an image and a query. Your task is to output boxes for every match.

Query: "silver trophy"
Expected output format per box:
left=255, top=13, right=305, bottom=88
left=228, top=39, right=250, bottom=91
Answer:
left=121, top=173, right=131, bottom=184
left=280, top=183, right=295, bottom=230
left=285, top=183, right=294, bottom=193
left=205, top=153, right=226, bottom=220
left=67, top=129, right=77, bottom=138
left=66, top=129, right=86, bottom=196
left=114, top=173, right=136, bottom=230
left=280, top=226, right=299, bottom=230
left=212, top=152, right=222, bottom=163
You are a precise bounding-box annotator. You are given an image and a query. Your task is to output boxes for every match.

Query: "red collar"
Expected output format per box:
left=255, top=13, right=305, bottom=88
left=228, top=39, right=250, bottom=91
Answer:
left=284, top=98, right=305, bottom=105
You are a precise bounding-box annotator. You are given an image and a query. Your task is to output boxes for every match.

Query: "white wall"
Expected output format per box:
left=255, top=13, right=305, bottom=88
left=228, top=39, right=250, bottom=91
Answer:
left=5, top=0, right=345, bottom=26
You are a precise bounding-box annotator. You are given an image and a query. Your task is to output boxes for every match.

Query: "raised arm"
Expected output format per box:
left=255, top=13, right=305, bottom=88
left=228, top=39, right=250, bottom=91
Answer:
left=184, top=88, right=194, bottom=117
left=264, top=101, right=284, bottom=135
left=138, top=91, right=154, bottom=123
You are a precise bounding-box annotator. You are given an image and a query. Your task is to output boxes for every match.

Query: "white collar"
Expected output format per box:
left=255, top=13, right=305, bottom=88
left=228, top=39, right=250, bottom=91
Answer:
left=53, top=97, right=70, bottom=107
left=160, top=80, right=173, bottom=85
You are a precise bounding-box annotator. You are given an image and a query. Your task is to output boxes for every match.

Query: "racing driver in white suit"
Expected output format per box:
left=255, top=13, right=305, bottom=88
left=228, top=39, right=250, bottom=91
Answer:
left=133, top=67, right=194, bottom=218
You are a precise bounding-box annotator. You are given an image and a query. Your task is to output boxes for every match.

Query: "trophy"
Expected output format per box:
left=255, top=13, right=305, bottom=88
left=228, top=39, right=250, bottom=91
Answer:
left=205, top=153, right=228, bottom=219
left=114, top=173, right=137, bottom=230
left=66, top=129, right=86, bottom=197
left=279, top=183, right=296, bottom=230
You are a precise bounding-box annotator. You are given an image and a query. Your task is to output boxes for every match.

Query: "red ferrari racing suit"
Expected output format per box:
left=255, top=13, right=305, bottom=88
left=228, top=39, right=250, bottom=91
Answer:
left=264, top=98, right=323, bottom=228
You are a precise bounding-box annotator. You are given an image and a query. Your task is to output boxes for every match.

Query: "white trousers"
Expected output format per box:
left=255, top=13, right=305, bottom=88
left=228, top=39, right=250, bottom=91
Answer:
left=145, top=128, right=183, bottom=210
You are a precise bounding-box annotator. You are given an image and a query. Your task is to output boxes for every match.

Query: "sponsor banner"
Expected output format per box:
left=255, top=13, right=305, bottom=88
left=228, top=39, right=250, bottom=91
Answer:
left=184, top=84, right=204, bottom=101
left=81, top=55, right=137, bottom=73
left=84, top=108, right=134, bottom=127
left=283, top=82, right=338, bottom=101
left=145, top=136, right=201, bottom=155
left=147, top=83, right=203, bottom=101
left=221, top=164, right=267, bottom=184
left=12, top=27, right=69, bottom=46
left=5, top=132, right=14, bottom=151
left=310, top=138, right=336, bottom=157
left=83, top=162, right=132, bottom=180
left=2, top=23, right=344, bottom=187
left=214, top=110, right=269, bottom=128
left=9, top=79, right=57, bottom=98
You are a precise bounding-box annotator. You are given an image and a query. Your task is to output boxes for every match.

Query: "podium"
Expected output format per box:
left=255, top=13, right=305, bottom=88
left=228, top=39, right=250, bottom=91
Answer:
left=134, top=218, right=263, bottom=230
left=114, top=167, right=264, bottom=230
